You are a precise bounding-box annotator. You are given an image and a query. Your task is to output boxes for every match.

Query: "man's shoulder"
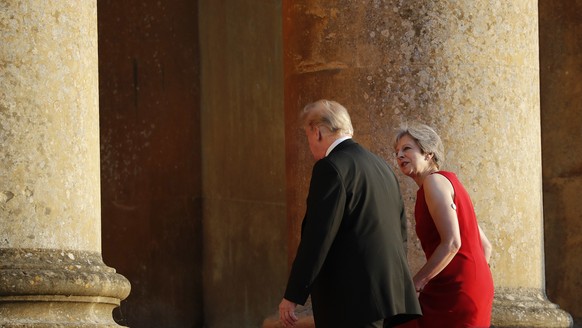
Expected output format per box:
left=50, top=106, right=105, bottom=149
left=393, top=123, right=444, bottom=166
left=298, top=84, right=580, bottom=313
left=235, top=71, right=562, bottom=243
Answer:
left=331, top=141, right=383, bottom=161
left=327, top=142, right=385, bottom=171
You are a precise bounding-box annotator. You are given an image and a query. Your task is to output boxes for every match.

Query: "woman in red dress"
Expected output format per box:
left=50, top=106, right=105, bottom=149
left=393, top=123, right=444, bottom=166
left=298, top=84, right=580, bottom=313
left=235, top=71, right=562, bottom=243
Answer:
left=394, top=124, right=494, bottom=328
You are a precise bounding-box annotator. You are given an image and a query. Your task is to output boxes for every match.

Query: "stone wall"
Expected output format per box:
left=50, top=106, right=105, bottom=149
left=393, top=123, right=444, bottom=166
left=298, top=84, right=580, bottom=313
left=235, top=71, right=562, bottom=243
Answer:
left=98, top=1, right=203, bottom=327
left=540, top=0, right=582, bottom=325
left=199, top=1, right=287, bottom=327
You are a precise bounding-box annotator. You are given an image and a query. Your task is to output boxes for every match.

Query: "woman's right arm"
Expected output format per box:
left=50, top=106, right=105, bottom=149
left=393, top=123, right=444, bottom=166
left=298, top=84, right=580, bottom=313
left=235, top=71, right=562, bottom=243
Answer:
left=478, top=225, right=492, bottom=264
left=412, top=174, right=461, bottom=292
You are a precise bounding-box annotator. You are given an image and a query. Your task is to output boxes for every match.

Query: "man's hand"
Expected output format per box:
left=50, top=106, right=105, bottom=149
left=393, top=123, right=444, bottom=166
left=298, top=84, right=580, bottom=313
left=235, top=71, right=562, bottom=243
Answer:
left=278, top=298, right=298, bottom=327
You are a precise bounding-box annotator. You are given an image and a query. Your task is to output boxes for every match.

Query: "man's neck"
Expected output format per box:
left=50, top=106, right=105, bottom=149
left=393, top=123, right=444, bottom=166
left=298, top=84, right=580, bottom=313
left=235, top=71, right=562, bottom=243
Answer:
left=325, top=135, right=352, bottom=157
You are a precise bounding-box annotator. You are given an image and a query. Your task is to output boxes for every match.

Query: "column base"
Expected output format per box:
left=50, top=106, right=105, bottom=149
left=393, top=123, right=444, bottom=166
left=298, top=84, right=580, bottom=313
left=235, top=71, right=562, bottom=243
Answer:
left=0, top=248, right=131, bottom=327
left=492, top=287, right=572, bottom=328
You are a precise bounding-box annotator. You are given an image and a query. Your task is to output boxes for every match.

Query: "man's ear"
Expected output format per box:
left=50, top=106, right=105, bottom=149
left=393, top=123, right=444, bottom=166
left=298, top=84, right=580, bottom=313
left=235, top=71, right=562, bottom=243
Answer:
left=317, top=127, right=323, bottom=141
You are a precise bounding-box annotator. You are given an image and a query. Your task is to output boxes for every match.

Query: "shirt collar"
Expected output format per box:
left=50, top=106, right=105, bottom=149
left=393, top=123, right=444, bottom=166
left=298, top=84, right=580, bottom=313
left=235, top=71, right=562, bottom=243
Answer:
left=326, top=136, right=352, bottom=157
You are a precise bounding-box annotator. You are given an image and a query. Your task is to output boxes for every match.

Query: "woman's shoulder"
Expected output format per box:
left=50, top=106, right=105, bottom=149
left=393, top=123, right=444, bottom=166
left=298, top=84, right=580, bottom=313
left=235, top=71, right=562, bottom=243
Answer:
left=424, top=171, right=455, bottom=194
left=432, top=170, right=455, bottom=177
left=430, top=170, right=461, bottom=183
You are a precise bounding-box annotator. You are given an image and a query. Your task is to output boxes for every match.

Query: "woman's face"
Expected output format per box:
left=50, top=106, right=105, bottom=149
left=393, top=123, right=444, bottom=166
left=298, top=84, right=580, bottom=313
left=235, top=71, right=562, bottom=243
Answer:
left=395, top=134, right=429, bottom=178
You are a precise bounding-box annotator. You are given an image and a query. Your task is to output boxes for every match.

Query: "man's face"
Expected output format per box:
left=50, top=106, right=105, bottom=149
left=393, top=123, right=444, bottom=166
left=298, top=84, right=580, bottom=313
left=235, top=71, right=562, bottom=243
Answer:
left=304, top=125, right=324, bottom=160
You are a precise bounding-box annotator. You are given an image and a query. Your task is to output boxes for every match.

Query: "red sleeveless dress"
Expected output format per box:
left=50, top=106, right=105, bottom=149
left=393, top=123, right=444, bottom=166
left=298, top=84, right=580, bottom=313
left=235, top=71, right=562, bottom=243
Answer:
left=401, top=171, right=494, bottom=328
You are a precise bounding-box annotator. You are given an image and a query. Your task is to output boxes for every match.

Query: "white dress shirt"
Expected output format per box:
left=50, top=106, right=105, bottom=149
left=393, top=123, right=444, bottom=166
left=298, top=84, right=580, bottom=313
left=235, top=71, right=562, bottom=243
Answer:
left=325, top=136, right=352, bottom=157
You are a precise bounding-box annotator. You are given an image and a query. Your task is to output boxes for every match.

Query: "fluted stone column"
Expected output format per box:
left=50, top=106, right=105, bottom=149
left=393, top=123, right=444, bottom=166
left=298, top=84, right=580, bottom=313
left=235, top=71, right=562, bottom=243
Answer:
left=0, top=1, right=130, bottom=327
left=265, top=1, right=572, bottom=327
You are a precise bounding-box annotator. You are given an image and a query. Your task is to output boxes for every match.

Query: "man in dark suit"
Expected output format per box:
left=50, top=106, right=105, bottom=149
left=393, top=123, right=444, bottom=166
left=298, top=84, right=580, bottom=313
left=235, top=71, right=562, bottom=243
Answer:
left=279, top=100, right=422, bottom=328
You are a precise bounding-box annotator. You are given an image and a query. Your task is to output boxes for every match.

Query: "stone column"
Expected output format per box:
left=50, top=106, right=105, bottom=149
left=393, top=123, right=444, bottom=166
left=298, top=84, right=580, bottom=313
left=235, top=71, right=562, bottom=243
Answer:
left=0, top=1, right=130, bottom=327
left=270, top=1, right=572, bottom=327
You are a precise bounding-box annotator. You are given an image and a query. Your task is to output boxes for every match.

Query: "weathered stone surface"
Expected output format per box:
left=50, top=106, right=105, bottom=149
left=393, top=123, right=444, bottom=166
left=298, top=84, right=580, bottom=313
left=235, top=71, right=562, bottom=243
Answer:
left=0, top=0, right=102, bottom=251
left=199, top=0, right=287, bottom=327
left=0, top=248, right=130, bottom=327
left=539, top=0, right=582, bottom=325
left=97, top=0, right=203, bottom=326
left=0, top=1, right=130, bottom=326
left=0, top=248, right=130, bottom=298
left=492, top=287, right=572, bottom=328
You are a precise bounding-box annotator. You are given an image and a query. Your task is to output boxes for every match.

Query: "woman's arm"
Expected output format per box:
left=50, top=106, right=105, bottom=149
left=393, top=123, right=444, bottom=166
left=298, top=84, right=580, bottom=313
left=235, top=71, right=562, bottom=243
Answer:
left=413, top=174, right=461, bottom=292
left=478, top=225, right=492, bottom=264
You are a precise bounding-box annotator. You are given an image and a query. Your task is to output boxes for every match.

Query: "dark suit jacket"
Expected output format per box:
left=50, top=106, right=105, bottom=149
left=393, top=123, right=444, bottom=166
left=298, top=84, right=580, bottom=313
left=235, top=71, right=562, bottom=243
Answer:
left=284, top=139, right=422, bottom=327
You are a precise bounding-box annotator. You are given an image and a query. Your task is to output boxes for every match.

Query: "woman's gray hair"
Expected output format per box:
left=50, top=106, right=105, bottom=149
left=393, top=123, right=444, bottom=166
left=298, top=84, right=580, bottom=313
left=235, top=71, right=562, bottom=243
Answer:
left=301, top=99, right=354, bottom=136
left=395, top=123, right=445, bottom=169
